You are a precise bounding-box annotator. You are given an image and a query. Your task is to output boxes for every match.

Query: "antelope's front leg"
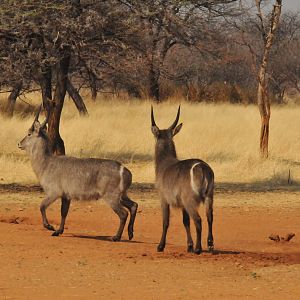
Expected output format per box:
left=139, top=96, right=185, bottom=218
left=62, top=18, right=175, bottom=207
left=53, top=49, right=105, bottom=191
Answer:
left=157, top=202, right=170, bottom=252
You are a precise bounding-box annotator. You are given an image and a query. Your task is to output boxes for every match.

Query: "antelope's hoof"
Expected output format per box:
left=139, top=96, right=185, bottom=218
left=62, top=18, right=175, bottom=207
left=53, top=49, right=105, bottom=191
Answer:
left=157, top=245, right=165, bottom=252
left=52, top=230, right=62, bottom=237
left=44, top=224, right=55, bottom=231
left=111, top=235, right=121, bottom=242
left=187, top=245, right=194, bottom=253
left=128, top=231, right=134, bottom=241
left=194, top=248, right=202, bottom=255
left=208, top=245, right=214, bottom=252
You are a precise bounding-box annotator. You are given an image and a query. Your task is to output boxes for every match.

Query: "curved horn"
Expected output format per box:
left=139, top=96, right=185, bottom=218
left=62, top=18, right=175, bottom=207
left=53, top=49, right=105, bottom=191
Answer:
left=30, top=105, right=42, bottom=130
left=169, top=105, right=181, bottom=130
left=34, top=105, right=42, bottom=122
left=40, top=109, right=49, bottom=129
left=151, top=105, right=157, bottom=127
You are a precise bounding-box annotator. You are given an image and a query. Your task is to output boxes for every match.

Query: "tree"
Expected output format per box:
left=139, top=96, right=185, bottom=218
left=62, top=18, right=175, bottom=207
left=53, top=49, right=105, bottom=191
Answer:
left=115, top=0, right=239, bottom=101
left=232, top=0, right=283, bottom=157
left=256, top=0, right=282, bottom=158
left=0, top=0, right=126, bottom=153
left=269, top=12, right=300, bottom=101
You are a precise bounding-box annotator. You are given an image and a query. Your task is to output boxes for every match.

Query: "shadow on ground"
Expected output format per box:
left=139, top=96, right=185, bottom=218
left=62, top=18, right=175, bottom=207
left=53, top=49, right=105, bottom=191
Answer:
left=216, top=180, right=300, bottom=193
left=68, top=234, right=146, bottom=244
left=2, top=179, right=300, bottom=195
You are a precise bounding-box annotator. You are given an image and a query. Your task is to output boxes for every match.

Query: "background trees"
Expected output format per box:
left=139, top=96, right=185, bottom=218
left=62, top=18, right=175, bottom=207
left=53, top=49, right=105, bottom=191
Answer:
left=1, top=0, right=300, bottom=155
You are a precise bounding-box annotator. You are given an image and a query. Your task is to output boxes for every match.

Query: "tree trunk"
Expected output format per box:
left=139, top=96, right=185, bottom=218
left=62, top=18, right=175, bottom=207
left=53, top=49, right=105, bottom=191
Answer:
left=40, top=66, right=52, bottom=113
left=149, top=67, right=160, bottom=102
left=47, top=48, right=71, bottom=155
left=257, top=0, right=282, bottom=158
left=6, top=82, right=22, bottom=117
left=88, top=70, right=97, bottom=101
left=66, top=78, right=88, bottom=116
left=148, top=37, right=175, bottom=102
left=260, top=112, right=270, bottom=157
left=258, top=68, right=271, bottom=158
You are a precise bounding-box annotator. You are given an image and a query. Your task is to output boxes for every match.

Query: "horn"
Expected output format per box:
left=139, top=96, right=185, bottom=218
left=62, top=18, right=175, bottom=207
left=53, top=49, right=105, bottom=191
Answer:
left=169, top=105, right=181, bottom=130
left=30, top=105, right=42, bottom=130
left=40, top=109, right=49, bottom=129
left=151, top=105, right=157, bottom=127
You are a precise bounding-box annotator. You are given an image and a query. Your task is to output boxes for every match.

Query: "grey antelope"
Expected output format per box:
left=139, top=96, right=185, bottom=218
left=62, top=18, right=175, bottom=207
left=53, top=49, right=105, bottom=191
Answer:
left=18, top=108, right=138, bottom=241
left=151, top=106, right=214, bottom=254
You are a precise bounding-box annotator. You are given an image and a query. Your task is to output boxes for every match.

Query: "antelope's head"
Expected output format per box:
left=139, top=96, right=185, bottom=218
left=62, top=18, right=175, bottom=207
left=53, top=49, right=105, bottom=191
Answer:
left=18, top=106, right=48, bottom=154
left=151, top=105, right=183, bottom=141
left=151, top=106, right=182, bottom=161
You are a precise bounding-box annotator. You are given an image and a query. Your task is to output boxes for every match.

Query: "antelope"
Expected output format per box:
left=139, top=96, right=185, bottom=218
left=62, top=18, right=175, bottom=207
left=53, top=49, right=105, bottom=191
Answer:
left=18, top=108, right=138, bottom=241
left=151, top=106, right=214, bottom=254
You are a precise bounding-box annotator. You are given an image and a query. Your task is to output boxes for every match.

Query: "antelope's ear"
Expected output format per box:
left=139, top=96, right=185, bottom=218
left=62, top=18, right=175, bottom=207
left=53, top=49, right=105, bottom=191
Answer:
left=151, top=126, right=160, bottom=138
left=33, top=121, right=42, bottom=133
left=173, top=123, right=183, bottom=136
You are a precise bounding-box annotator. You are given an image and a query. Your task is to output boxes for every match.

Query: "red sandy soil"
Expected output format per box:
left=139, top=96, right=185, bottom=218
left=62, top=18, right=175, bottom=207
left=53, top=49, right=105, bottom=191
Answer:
left=0, top=188, right=300, bottom=299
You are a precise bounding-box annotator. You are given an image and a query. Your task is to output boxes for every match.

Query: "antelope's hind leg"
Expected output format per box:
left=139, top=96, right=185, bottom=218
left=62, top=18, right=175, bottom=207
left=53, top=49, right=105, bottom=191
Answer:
left=52, top=196, right=71, bottom=237
left=121, top=195, right=138, bottom=240
left=182, top=208, right=194, bottom=253
left=157, top=201, right=170, bottom=252
left=40, top=196, right=58, bottom=231
left=206, top=195, right=214, bottom=252
left=186, top=206, right=202, bottom=255
left=106, top=194, right=128, bottom=241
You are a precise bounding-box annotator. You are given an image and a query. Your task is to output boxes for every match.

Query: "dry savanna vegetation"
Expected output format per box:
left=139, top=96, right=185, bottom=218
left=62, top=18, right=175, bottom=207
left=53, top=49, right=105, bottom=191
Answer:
left=1, top=93, right=300, bottom=187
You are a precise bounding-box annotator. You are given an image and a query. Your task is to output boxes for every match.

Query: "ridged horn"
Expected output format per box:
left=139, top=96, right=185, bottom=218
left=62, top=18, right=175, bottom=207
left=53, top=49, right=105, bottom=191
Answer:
left=30, top=105, right=42, bottom=130
left=40, top=111, right=48, bottom=129
left=151, top=105, right=157, bottom=127
left=168, top=105, right=181, bottom=130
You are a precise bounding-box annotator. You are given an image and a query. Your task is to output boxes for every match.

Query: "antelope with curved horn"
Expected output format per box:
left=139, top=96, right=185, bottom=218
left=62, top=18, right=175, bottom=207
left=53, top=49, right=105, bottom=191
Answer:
left=18, top=107, right=138, bottom=241
left=151, top=106, right=214, bottom=254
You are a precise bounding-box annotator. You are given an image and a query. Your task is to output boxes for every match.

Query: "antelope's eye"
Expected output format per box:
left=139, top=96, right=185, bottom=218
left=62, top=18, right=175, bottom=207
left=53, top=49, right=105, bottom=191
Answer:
left=28, top=133, right=32, bottom=136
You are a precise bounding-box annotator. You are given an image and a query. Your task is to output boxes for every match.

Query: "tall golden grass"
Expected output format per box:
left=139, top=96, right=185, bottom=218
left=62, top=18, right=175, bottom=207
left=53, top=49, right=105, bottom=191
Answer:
left=1, top=92, right=300, bottom=186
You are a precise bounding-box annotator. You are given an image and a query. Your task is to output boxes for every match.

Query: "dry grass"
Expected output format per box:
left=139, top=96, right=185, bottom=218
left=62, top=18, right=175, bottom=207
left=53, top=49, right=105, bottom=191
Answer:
left=1, top=92, right=300, bottom=187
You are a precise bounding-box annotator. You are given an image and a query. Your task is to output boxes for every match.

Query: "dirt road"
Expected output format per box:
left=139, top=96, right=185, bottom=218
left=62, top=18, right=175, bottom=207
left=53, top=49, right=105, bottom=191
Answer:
left=0, top=186, right=300, bottom=299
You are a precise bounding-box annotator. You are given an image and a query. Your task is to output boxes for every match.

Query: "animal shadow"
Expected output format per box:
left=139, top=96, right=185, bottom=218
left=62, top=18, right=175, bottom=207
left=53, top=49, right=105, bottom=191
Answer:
left=68, top=234, right=144, bottom=244
left=207, top=249, right=242, bottom=255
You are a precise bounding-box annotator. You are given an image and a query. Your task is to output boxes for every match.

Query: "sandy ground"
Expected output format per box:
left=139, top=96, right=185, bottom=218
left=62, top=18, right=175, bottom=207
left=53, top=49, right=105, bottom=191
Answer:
left=0, top=184, right=300, bottom=299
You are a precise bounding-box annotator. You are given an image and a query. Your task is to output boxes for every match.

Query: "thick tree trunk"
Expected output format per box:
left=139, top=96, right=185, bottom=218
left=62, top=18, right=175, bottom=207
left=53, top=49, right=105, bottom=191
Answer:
left=66, top=78, right=88, bottom=116
left=6, top=82, right=22, bottom=117
left=148, top=36, right=175, bottom=102
left=257, top=0, right=282, bottom=158
left=47, top=48, right=71, bottom=155
left=40, top=66, right=52, bottom=113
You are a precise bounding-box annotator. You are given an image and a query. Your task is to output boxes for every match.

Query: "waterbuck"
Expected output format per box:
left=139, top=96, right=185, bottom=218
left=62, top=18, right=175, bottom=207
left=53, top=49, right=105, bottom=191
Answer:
left=151, top=106, right=214, bottom=254
left=18, top=108, right=138, bottom=241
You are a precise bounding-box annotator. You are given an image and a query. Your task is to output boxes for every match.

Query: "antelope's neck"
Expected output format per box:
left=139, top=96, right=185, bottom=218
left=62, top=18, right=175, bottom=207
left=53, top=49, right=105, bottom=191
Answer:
left=154, top=141, right=178, bottom=177
left=30, top=143, right=51, bottom=180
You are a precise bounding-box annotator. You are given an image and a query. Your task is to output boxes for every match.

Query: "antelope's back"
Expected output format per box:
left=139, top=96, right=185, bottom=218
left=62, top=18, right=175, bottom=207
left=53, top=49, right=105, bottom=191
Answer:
left=41, top=156, right=125, bottom=200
